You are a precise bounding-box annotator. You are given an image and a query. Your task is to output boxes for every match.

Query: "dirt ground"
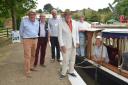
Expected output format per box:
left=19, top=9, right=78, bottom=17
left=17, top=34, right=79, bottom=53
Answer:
left=0, top=43, right=71, bottom=85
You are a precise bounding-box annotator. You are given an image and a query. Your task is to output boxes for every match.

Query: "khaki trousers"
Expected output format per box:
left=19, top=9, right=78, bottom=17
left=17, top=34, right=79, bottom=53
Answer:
left=61, top=47, right=76, bottom=75
left=23, top=39, right=37, bottom=74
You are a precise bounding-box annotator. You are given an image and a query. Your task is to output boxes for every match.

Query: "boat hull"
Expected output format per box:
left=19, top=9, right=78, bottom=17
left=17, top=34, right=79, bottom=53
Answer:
left=75, top=57, right=128, bottom=85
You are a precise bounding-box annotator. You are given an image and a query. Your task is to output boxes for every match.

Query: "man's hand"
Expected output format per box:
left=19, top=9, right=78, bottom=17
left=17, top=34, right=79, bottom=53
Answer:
left=48, top=37, right=50, bottom=42
left=20, top=40, right=23, bottom=44
left=61, top=46, right=66, bottom=53
left=76, top=43, right=79, bottom=48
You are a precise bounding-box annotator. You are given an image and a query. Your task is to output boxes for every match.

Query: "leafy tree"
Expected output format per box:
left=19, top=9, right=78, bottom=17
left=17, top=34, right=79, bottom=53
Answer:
left=43, top=3, right=53, bottom=13
left=98, top=7, right=111, bottom=14
left=0, top=0, right=37, bottom=30
left=113, top=0, right=122, bottom=4
left=56, top=8, right=62, bottom=14
left=100, top=13, right=113, bottom=23
left=36, top=9, right=43, bottom=13
left=84, top=9, right=100, bottom=22
left=72, top=13, right=81, bottom=20
left=98, top=7, right=113, bottom=23
left=115, top=0, right=128, bottom=16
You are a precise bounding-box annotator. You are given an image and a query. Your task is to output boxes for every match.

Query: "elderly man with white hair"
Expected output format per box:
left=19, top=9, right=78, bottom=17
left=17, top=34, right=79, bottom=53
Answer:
left=34, top=13, right=50, bottom=67
left=48, top=9, right=61, bottom=62
left=58, top=11, right=79, bottom=79
left=92, top=35, right=109, bottom=64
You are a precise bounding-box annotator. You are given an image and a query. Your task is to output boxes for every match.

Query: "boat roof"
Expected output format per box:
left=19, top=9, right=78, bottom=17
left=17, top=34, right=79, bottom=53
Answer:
left=94, top=24, right=128, bottom=28
left=102, top=29, right=128, bottom=38
left=85, top=28, right=103, bottom=31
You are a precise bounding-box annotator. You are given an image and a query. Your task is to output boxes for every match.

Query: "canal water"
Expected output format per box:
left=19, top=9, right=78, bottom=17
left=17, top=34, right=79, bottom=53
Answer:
left=75, top=57, right=126, bottom=85
left=75, top=68, right=99, bottom=85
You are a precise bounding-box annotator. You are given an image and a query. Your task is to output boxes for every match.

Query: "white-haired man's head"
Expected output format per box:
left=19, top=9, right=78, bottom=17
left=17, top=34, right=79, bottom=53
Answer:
left=96, top=35, right=102, bottom=40
left=51, top=9, right=57, bottom=18
left=28, top=9, right=36, bottom=22
left=95, top=35, right=102, bottom=47
left=40, top=13, right=46, bottom=23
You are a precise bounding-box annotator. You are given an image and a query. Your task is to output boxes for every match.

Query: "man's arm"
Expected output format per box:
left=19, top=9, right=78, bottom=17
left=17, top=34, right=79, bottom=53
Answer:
left=19, top=19, right=24, bottom=39
left=92, top=47, right=98, bottom=61
left=48, top=19, right=51, bottom=35
left=76, top=22, right=79, bottom=48
left=102, top=46, right=109, bottom=63
left=58, top=22, right=66, bottom=53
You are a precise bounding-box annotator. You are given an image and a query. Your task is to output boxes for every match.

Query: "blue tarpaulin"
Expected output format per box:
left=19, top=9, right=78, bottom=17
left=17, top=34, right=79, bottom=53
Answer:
left=102, top=29, right=128, bottom=38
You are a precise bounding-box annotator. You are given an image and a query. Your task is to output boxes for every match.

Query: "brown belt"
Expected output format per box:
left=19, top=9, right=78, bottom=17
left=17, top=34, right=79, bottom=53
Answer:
left=24, top=38, right=37, bottom=39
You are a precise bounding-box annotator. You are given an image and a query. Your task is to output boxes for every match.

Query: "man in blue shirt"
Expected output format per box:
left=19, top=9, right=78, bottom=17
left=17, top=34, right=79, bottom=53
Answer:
left=19, top=10, right=39, bottom=78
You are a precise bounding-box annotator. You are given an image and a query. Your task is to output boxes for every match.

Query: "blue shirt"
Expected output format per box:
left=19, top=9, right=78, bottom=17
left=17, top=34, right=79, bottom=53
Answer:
left=19, top=18, right=39, bottom=39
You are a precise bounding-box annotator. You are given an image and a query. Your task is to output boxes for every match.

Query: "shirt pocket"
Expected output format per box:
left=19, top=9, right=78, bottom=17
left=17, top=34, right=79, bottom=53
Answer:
left=23, top=22, right=29, bottom=29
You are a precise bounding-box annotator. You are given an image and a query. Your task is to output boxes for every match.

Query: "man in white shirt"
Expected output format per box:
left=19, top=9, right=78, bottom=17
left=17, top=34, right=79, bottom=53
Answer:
left=77, top=15, right=91, bottom=57
left=58, top=11, right=79, bottom=79
left=48, top=9, right=61, bottom=62
left=92, top=36, right=109, bottom=63
left=34, top=14, right=50, bottom=67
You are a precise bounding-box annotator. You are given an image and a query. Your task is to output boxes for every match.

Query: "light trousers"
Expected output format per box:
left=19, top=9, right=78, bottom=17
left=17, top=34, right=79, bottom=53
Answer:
left=61, top=47, right=76, bottom=75
left=23, top=38, right=37, bottom=74
left=77, top=32, right=86, bottom=57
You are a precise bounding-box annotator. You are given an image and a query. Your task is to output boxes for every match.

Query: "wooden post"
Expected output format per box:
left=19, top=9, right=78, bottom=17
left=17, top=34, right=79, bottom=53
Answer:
left=6, top=28, right=9, bottom=37
left=87, top=31, right=93, bottom=59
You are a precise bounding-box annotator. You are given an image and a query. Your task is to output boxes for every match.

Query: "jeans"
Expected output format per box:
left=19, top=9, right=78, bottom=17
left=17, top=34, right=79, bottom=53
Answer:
left=77, top=32, right=86, bottom=57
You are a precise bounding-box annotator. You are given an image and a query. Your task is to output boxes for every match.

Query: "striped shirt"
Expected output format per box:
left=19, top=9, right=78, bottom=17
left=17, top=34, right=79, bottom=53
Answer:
left=48, top=18, right=60, bottom=37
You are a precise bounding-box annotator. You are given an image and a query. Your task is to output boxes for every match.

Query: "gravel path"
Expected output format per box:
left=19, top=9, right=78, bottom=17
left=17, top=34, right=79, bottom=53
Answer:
left=0, top=43, right=71, bottom=85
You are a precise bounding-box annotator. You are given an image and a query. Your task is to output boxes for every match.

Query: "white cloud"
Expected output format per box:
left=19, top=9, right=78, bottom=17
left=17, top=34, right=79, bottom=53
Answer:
left=37, top=0, right=114, bottom=11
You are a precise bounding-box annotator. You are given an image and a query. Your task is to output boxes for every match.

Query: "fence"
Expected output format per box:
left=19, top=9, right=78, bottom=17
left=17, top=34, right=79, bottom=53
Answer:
left=0, top=28, right=12, bottom=38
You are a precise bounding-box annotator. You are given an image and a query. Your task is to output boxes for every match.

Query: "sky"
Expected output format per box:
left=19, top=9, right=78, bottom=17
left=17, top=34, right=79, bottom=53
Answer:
left=37, top=0, right=114, bottom=11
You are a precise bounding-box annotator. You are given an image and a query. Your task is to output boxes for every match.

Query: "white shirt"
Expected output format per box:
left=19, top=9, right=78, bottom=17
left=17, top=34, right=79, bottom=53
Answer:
left=39, top=22, right=46, bottom=37
left=77, top=21, right=91, bottom=31
left=48, top=18, right=60, bottom=37
left=92, top=45, right=109, bottom=63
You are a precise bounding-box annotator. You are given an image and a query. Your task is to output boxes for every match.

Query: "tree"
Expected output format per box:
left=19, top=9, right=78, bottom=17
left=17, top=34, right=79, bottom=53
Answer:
left=56, top=8, right=62, bottom=14
left=113, top=0, right=122, bottom=4
left=43, top=3, right=53, bottom=13
left=98, top=7, right=113, bottom=23
left=0, top=0, right=37, bottom=30
left=72, top=13, right=81, bottom=20
left=84, top=9, right=100, bottom=22
left=36, top=9, right=43, bottom=13
left=115, top=0, right=128, bottom=16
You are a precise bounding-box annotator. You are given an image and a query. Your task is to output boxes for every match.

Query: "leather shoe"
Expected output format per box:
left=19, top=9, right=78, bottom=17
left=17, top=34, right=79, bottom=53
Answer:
left=30, top=68, right=38, bottom=71
left=68, top=73, right=77, bottom=77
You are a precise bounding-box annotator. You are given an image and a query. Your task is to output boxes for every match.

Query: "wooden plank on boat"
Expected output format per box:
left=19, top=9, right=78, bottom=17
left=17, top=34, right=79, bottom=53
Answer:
left=87, top=59, right=128, bottom=84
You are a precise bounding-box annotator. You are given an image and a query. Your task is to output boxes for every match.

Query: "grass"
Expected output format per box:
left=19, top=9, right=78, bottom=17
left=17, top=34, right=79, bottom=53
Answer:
left=0, top=29, right=3, bottom=32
